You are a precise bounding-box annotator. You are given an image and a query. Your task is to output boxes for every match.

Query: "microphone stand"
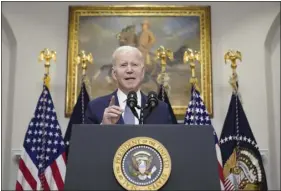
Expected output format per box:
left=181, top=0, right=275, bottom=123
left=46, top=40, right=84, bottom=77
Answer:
left=132, top=105, right=146, bottom=125
left=139, top=108, right=144, bottom=125
left=129, top=100, right=156, bottom=125
left=131, top=105, right=143, bottom=125
left=127, top=91, right=157, bottom=125
left=139, top=104, right=152, bottom=125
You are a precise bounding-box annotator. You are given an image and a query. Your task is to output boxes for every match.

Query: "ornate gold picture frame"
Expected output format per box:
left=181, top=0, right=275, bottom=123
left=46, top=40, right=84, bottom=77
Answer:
left=65, top=5, right=213, bottom=118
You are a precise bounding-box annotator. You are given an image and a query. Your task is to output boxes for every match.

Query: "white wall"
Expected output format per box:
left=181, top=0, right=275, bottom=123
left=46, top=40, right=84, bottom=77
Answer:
left=2, top=18, right=11, bottom=188
left=2, top=13, right=17, bottom=190
left=265, top=12, right=280, bottom=190
left=2, top=1, right=280, bottom=190
left=271, top=29, right=280, bottom=190
left=271, top=32, right=280, bottom=190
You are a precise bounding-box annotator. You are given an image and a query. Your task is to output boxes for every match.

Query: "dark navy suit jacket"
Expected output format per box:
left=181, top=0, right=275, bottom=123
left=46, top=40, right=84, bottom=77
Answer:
left=85, top=90, right=173, bottom=124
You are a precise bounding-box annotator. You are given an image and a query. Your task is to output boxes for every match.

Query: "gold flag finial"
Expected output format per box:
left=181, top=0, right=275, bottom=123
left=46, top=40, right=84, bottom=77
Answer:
left=76, top=50, right=93, bottom=76
left=39, top=48, right=56, bottom=75
left=155, top=46, right=173, bottom=95
left=156, top=46, right=174, bottom=73
left=183, top=48, right=201, bottom=91
left=224, top=50, right=242, bottom=92
left=38, top=48, right=56, bottom=89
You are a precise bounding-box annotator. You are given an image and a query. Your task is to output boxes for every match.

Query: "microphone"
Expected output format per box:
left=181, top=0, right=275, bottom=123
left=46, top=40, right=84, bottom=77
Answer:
left=126, top=91, right=140, bottom=119
left=147, top=91, right=159, bottom=109
left=127, top=91, right=138, bottom=108
left=142, top=91, right=159, bottom=123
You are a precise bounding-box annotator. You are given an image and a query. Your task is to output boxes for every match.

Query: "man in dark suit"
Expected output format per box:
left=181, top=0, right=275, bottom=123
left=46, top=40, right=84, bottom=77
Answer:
left=85, top=46, right=173, bottom=125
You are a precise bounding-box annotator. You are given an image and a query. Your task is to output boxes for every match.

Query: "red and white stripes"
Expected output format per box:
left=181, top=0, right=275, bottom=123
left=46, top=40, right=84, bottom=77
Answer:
left=16, top=150, right=66, bottom=191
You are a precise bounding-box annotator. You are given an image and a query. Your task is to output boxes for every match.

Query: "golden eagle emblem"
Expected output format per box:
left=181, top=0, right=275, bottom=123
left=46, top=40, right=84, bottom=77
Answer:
left=129, top=151, right=157, bottom=180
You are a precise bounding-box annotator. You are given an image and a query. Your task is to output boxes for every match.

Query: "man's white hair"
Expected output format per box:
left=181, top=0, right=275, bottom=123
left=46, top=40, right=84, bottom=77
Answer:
left=112, top=46, right=144, bottom=67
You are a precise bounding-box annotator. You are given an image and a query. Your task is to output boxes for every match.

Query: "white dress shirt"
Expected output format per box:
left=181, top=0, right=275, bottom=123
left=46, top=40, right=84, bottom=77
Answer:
left=117, top=89, right=141, bottom=125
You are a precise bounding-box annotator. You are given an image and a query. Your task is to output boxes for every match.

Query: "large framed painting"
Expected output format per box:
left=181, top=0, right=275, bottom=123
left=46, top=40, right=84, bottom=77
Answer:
left=65, top=5, right=213, bottom=118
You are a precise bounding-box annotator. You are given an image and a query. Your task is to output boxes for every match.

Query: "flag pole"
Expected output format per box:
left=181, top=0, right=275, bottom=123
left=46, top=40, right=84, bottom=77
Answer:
left=155, top=46, right=178, bottom=124
left=183, top=49, right=201, bottom=125
left=224, top=49, right=243, bottom=169
left=183, top=48, right=201, bottom=92
left=38, top=48, right=56, bottom=190
left=155, top=46, right=173, bottom=101
left=76, top=50, right=93, bottom=124
left=183, top=49, right=226, bottom=190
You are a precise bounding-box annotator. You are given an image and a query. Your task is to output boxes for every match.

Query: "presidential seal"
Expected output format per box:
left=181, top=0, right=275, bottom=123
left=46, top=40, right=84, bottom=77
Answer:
left=113, top=137, right=171, bottom=190
left=223, top=147, right=263, bottom=190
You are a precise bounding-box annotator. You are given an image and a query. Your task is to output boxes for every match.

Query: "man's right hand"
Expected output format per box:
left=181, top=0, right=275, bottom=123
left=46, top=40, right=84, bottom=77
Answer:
left=101, top=95, right=124, bottom=124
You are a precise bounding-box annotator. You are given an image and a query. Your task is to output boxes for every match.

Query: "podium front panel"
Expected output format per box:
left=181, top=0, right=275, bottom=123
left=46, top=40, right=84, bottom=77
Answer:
left=64, top=125, right=220, bottom=190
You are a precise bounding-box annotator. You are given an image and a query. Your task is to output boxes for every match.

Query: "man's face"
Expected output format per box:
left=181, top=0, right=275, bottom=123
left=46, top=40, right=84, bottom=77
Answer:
left=142, top=24, right=148, bottom=31
left=112, top=50, right=145, bottom=94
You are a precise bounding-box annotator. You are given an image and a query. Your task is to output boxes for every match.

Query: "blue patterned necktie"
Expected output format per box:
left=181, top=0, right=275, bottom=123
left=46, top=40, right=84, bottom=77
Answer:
left=123, top=104, right=135, bottom=124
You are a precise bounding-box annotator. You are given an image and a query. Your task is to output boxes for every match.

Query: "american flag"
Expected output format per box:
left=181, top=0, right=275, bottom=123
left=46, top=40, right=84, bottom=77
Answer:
left=184, top=85, right=226, bottom=190
left=16, top=85, right=66, bottom=190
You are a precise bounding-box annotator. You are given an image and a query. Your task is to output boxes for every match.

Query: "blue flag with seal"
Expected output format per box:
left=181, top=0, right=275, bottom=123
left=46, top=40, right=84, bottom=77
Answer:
left=219, top=92, right=268, bottom=190
left=157, top=84, right=178, bottom=124
left=64, top=82, right=90, bottom=161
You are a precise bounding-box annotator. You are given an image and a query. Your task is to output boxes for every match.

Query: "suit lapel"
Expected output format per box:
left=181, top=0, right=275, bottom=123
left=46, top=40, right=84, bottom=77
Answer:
left=112, top=90, right=124, bottom=124
left=113, top=90, right=147, bottom=125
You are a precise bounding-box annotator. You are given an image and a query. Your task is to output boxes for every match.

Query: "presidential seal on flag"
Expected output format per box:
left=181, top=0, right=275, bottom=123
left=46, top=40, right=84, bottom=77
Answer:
left=113, top=137, right=171, bottom=190
left=223, top=148, right=263, bottom=190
